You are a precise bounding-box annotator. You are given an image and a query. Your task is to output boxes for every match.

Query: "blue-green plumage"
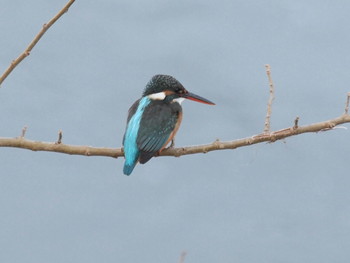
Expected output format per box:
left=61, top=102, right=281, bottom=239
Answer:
left=123, top=97, right=151, bottom=175
left=122, top=75, right=215, bottom=175
left=137, top=100, right=182, bottom=163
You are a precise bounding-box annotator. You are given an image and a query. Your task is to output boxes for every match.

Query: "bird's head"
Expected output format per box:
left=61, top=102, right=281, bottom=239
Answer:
left=143, top=75, right=215, bottom=105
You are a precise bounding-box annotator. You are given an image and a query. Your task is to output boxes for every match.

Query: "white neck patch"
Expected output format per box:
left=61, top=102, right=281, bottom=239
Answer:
left=147, top=92, right=166, bottom=100
left=172, top=98, right=185, bottom=104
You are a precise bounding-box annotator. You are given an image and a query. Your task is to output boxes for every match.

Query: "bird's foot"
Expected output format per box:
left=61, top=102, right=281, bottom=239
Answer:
left=166, top=139, right=175, bottom=150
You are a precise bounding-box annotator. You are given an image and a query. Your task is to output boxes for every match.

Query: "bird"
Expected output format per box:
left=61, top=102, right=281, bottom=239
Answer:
left=122, top=74, right=215, bottom=175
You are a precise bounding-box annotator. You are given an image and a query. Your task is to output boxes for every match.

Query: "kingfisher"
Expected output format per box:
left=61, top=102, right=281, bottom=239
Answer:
left=122, top=74, right=215, bottom=175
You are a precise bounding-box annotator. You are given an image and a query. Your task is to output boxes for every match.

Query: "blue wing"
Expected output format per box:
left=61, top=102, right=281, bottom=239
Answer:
left=123, top=98, right=150, bottom=175
left=137, top=101, right=182, bottom=164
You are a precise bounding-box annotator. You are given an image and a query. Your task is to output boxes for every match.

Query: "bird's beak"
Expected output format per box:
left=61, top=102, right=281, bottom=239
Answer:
left=182, top=92, right=215, bottom=105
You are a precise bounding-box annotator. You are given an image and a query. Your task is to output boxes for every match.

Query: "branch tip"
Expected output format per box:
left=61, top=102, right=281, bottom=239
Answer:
left=264, top=64, right=275, bottom=133
left=20, top=126, right=28, bottom=138
left=56, top=130, right=63, bottom=144
left=293, top=116, right=299, bottom=129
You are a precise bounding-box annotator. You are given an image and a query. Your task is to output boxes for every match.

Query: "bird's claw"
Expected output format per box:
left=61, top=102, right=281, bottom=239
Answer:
left=166, top=139, right=175, bottom=149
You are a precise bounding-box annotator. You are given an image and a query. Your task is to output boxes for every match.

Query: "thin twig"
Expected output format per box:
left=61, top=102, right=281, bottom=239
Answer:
left=20, top=126, right=28, bottom=138
left=0, top=0, right=76, bottom=86
left=56, top=130, right=63, bottom=144
left=178, top=251, right=187, bottom=263
left=1, top=114, right=349, bottom=158
left=293, top=116, right=299, bottom=129
left=345, top=92, right=350, bottom=115
left=264, top=64, right=275, bottom=133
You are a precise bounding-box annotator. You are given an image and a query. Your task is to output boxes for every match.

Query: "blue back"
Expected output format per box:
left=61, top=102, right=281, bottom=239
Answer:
left=123, top=97, right=151, bottom=175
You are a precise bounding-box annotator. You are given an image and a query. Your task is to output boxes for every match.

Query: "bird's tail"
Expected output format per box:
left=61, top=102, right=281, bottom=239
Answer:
left=123, top=161, right=137, bottom=175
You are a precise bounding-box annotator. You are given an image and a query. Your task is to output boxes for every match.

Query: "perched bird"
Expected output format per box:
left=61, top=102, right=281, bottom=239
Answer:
left=122, top=74, right=215, bottom=175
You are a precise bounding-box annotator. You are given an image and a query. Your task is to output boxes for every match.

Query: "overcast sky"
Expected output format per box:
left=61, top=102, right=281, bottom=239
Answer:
left=1, top=0, right=350, bottom=262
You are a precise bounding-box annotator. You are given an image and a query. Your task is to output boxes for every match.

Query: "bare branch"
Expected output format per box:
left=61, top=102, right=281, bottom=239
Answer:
left=264, top=64, right=275, bottom=133
left=0, top=0, right=75, bottom=86
left=0, top=138, right=122, bottom=158
left=1, top=114, right=349, bottom=159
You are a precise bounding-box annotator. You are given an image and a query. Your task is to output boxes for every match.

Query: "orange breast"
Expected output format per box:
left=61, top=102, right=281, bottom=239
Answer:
left=159, top=111, right=183, bottom=152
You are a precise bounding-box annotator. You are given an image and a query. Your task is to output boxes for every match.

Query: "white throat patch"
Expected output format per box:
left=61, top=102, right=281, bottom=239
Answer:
left=148, top=92, right=166, bottom=100
left=172, top=98, right=185, bottom=104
